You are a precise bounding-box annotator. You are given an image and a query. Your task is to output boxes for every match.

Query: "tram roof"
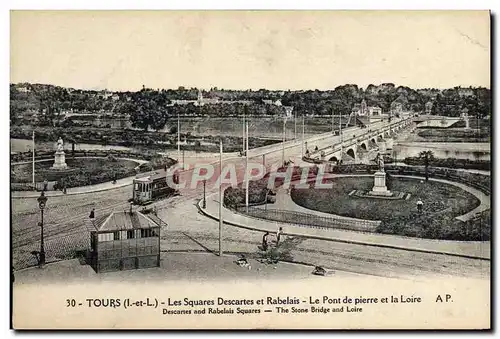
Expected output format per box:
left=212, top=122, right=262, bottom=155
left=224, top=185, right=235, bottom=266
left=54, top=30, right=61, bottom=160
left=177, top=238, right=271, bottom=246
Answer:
left=134, top=168, right=169, bottom=182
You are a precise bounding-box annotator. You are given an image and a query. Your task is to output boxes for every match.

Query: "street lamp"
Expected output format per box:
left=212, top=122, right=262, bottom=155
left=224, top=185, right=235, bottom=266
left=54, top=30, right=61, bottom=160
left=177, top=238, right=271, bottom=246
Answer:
left=37, top=190, right=48, bottom=267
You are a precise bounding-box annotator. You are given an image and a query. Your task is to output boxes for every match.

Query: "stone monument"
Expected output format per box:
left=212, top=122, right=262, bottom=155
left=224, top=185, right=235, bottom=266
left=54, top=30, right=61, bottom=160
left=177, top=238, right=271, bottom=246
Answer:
left=369, top=153, right=391, bottom=196
left=51, top=137, right=68, bottom=170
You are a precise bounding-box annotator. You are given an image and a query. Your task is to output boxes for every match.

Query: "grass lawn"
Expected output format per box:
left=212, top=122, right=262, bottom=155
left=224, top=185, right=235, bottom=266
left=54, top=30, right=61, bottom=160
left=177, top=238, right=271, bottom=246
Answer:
left=291, top=176, right=484, bottom=240
left=11, top=157, right=138, bottom=187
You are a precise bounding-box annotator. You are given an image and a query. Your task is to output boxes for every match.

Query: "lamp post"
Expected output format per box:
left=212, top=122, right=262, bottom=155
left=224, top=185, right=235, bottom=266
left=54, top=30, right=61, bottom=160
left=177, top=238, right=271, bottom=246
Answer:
left=37, top=190, right=47, bottom=267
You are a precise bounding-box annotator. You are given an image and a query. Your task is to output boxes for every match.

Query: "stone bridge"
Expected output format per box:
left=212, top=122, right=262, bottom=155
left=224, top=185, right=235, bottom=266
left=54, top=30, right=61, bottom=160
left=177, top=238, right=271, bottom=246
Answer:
left=308, top=117, right=413, bottom=164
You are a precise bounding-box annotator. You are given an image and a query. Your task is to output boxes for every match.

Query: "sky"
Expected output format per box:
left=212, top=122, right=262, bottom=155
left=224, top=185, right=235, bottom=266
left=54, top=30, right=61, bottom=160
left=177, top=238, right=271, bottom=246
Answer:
left=10, top=10, right=491, bottom=91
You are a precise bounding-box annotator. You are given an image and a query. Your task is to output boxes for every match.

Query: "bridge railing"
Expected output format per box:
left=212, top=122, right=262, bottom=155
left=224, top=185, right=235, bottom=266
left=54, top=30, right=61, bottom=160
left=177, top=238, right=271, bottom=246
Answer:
left=308, top=118, right=411, bottom=158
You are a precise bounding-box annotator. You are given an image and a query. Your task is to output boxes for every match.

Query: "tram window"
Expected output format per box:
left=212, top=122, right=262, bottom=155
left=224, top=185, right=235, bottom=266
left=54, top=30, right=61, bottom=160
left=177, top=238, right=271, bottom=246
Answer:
left=113, top=231, right=120, bottom=240
left=134, top=183, right=139, bottom=191
left=127, top=230, right=135, bottom=239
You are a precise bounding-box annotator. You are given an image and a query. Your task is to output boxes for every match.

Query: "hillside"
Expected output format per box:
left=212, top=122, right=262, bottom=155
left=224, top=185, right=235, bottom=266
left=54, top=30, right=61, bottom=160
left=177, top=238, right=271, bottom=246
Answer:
left=10, top=83, right=491, bottom=131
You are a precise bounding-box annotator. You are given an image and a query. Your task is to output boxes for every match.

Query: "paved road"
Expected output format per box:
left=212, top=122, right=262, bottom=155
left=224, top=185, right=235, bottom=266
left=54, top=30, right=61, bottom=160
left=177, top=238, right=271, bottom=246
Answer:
left=159, top=199, right=489, bottom=281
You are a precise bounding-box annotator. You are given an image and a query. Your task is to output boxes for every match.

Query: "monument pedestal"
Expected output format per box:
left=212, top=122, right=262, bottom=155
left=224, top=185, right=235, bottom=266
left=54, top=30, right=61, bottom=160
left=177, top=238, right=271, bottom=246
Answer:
left=51, top=151, right=68, bottom=170
left=369, top=171, right=392, bottom=196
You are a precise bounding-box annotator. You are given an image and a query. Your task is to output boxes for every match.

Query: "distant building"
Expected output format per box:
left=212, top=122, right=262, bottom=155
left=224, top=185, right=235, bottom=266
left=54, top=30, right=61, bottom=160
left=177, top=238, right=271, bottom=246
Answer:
left=457, top=87, right=475, bottom=97
left=170, top=90, right=252, bottom=107
left=263, top=99, right=283, bottom=107
left=352, top=99, right=382, bottom=116
left=88, top=210, right=165, bottom=273
left=16, top=86, right=31, bottom=93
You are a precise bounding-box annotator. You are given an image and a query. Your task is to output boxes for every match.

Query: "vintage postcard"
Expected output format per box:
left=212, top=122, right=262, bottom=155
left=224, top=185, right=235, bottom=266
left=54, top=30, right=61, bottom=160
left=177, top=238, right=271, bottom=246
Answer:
left=10, top=10, right=491, bottom=330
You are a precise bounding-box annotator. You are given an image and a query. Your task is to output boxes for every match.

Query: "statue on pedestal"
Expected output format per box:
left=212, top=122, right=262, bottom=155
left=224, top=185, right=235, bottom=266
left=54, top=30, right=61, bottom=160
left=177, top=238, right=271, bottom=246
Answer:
left=56, top=137, right=64, bottom=152
left=374, top=152, right=384, bottom=172
left=51, top=137, right=68, bottom=170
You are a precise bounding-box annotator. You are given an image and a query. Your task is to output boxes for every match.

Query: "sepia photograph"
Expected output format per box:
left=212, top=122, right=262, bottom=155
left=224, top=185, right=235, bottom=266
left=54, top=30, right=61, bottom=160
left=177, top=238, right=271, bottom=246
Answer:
left=9, top=9, right=491, bottom=330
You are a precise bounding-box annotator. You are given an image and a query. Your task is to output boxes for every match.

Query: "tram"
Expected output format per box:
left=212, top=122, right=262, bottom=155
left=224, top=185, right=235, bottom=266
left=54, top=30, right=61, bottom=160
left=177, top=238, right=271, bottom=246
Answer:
left=131, top=168, right=180, bottom=205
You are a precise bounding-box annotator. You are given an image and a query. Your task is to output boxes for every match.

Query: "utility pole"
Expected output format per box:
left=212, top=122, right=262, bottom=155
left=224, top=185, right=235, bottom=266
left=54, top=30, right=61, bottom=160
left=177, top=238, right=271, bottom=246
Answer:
left=294, top=109, right=297, bottom=139
left=245, top=122, right=249, bottom=213
left=202, top=179, right=206, bottom=209
left=331, top=109, right=334, bottom=133
left=177, top=113, right=180, bottom=162
left=242, top=107, right=246, bottom=154
left=218, top=140, right=223, bottom=257
left=340, top=113, right=344, bottom=160
left=301, top=115, right=305, bottom=158
left=282, top=113, right=286, bottom=166
left=32, top=130, right=35, bottom=188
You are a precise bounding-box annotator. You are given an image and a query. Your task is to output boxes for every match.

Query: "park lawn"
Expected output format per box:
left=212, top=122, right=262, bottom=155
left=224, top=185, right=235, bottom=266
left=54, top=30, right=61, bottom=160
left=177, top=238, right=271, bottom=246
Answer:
left=291, top=176, right=484, bottom=240
left=11, top=157, right=139, bottom=187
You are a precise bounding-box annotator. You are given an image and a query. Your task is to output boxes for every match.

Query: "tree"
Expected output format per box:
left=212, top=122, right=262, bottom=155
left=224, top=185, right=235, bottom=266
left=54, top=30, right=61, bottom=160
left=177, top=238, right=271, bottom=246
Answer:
left=9, top=102, right=22, bottom=125
left=129, top=90, right=170, bottom=131
left=418, top=150, right=435, bottom=181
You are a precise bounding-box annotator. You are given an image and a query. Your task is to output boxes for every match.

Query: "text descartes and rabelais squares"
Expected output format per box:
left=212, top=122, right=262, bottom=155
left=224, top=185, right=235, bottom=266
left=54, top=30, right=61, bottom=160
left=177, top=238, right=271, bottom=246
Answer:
left=65, top=295, right=424, bottom=315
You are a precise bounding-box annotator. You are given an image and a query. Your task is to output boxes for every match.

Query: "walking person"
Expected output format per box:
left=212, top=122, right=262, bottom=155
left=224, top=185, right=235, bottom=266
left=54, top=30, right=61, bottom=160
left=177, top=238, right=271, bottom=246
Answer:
left=262, top=232, right=269, bottom=251
left=276, top=227, right=284, bottom=246
left=417, top=199, right=423, bottom=213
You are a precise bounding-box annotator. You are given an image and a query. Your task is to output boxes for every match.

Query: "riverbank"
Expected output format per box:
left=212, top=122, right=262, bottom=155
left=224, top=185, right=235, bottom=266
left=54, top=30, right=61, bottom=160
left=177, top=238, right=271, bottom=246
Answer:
left=10, top=125, right=282, bottom=154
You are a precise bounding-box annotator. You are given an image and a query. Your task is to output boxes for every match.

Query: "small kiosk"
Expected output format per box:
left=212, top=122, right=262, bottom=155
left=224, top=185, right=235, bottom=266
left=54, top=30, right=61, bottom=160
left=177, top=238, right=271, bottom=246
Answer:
left=89, top=210, right=164, bottom=273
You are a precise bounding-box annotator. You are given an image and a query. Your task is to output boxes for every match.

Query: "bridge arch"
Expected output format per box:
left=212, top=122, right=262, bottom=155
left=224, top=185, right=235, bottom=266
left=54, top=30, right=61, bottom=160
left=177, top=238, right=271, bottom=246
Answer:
left=360, top=143, right=367, bottom=151
left=371, top=138, right=377, bottom=144
left=329, top=156, right=339, bottom=163
left=346, top=148, right=356, bottom=159
left=377, top=135, right=384, bottom=142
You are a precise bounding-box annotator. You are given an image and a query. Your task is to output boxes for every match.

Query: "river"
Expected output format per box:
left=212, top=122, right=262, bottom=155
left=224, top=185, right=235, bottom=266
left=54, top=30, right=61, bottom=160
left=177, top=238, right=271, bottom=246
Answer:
left=10, top=138, right=136, bottom=153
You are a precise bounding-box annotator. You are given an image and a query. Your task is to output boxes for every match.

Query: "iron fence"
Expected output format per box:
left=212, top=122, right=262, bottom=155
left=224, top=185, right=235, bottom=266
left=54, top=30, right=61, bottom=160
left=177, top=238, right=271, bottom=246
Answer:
left=232, top=205, right=378, bottom=233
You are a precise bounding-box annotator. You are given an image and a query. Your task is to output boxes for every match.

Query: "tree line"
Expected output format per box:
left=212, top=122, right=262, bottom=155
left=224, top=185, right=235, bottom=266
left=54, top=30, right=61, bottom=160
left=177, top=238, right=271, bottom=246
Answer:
left=10, top=82, right=491, bottom=131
